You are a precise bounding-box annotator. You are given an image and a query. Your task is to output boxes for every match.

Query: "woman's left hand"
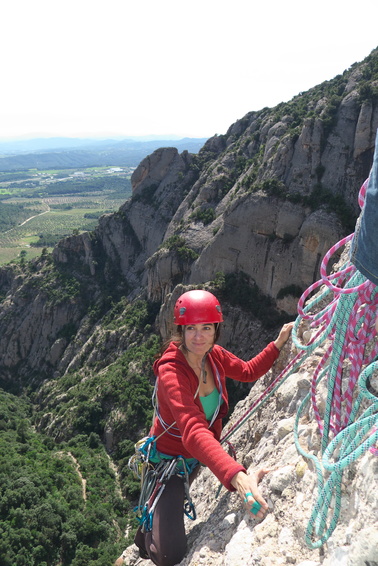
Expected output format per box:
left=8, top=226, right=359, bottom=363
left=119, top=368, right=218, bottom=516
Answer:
left=230, top=469, right=271, bottom=519
left=274, top=321, right=295, bottom=351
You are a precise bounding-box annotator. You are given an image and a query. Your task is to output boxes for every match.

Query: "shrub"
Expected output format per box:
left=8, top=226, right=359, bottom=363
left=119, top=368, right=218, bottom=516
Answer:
left=161, top=235, right=199, bottom=262
left=190, top=207, right=216, bottom=225
left=277, top=285, right=303, bottom=299
left=213, top=271, right=291, bottom=329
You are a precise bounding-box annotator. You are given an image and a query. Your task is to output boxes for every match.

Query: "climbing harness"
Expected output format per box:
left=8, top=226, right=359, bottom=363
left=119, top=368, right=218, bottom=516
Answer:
left=219, top=179, right=378, bottom=548
left=128, top=436, right=198, bottom=532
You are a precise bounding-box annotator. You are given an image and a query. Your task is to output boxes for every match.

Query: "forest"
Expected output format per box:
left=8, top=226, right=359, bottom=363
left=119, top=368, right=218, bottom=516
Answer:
left=0, top=295, right=163, bottom=566
left=0, top=389, right=128, bottom=566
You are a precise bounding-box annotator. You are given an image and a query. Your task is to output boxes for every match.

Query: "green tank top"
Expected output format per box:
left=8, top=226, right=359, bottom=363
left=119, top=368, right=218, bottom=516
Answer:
left=200, top=388, right=223, bottom=420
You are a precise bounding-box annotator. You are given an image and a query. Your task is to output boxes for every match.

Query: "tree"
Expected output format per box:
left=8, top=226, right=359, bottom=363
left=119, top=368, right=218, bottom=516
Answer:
left=16, top=419, right=28, bottom=443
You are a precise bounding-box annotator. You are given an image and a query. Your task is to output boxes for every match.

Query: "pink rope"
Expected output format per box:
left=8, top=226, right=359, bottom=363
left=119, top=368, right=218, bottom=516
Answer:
left=341, top=291, right=378, bottom=428
left=320, top=234, right=371, bottom=295
left=220, top=349, right=303, bottom=444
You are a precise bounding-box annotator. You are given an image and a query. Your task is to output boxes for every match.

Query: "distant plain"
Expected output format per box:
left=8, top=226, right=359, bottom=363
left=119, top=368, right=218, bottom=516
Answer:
left=0, top=166, right=133, bottom=265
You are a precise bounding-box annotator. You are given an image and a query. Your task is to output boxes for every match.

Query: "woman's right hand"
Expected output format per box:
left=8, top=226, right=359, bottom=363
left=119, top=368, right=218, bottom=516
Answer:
left=230, top=469, right=270, bottom=519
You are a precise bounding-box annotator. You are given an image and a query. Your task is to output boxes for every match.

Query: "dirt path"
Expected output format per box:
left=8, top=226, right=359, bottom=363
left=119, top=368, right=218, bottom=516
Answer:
left=3, top=202, right=51, bottom=235
left=107, top=453, right=123, bottom=499
left=56, top=451, right=87, bottom=501
left=67, top=451, right=87, bottom=501
left=18, top=208, right=50, bottom=226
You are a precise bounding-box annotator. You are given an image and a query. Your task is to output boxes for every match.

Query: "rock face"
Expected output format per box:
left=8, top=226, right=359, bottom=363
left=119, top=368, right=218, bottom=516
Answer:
left=143, top=59, right=378, bottom=314
left=54, top=147, right=196, bottom=291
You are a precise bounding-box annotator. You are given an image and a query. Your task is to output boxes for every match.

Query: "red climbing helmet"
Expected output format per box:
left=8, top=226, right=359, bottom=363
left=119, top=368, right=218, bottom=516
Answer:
left=174, top=290, right=223, bottom=325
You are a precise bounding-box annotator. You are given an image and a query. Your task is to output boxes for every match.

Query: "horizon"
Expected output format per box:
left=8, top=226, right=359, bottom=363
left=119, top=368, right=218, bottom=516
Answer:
left=0, top=133, right=207, bottom=143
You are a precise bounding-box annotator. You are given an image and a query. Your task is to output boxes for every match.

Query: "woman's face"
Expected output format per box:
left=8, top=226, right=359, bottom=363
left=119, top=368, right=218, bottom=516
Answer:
left=183, top=323, right=216, bottom=356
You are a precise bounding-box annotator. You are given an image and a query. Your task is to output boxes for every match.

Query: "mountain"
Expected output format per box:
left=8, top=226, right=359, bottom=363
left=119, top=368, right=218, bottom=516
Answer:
left=0, top=47, right=377, bottom=565
left=0, top=137, right=114, bottom=153
left=0, top=134, right=190, bottom=153
left=120, top=264, right=378, bottom=566
left=0, top=136, right=208, bottom=170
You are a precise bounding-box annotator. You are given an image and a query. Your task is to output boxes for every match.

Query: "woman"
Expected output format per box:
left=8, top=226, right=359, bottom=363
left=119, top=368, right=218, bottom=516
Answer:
left=118, top=289, right=293, bottom=566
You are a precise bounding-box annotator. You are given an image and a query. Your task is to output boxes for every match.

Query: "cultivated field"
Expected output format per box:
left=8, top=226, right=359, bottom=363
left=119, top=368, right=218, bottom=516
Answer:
left=0, top=166, right=133, bottom=265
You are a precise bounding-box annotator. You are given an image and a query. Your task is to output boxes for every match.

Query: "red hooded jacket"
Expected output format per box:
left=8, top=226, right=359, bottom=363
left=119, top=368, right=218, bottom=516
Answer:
left=151, top=341, right=279, bottom=491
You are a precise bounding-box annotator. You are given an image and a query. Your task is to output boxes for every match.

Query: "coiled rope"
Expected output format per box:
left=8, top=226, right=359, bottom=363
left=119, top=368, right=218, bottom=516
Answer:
left=220, top=180, right=378, bottom=548
left=293, top=264, right=377, bottom=548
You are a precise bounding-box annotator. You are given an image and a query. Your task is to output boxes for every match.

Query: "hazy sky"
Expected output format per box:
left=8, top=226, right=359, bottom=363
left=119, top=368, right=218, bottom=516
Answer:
left=2, top=0, right=378, bottom=140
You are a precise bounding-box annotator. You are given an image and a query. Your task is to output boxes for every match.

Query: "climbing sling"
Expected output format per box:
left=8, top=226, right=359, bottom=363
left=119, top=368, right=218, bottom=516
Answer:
left=128, top=436, right=198, bottom=532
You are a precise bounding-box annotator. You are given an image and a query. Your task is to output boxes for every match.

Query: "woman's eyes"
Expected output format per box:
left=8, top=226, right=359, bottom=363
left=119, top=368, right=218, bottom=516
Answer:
left=186, top=326, right=213, bottom=331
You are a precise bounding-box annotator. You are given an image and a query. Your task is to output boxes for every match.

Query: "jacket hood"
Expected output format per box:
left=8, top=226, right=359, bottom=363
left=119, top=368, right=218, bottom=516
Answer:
left=153, top=341, right=185, bottom=376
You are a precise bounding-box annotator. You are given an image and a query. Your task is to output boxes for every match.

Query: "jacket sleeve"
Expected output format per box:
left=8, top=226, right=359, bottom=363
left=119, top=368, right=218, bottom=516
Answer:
left=216, top=342, right=280, bottom=382
left=158, top=361, right=246, bottom=491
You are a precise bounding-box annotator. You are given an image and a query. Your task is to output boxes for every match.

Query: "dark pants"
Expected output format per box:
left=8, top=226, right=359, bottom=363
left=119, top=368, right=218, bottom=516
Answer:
left=134, top=467, right=200, bottom=566
left=351, top=129, right=378, bottom=285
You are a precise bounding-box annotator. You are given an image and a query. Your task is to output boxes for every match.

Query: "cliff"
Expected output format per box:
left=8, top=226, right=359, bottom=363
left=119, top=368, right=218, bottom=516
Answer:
left=0, top=51, right=378, bottom=382
left=0, top=48, right=377, bottom=566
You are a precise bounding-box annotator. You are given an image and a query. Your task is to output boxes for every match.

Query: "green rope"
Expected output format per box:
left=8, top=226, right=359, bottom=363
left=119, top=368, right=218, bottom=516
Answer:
left=294, top=361, right=378, bottom=548
left=292, top=272, right=378, bottom=548
left=219, top=262, right=377, bottom=549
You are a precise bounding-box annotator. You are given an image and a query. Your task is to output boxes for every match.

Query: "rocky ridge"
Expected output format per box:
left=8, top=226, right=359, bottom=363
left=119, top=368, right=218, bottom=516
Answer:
left=0, top=51, right=377, bottom=382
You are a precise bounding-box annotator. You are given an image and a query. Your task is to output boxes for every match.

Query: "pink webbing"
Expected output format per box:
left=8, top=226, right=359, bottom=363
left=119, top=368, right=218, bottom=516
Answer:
left=370, top=427, right=378, bottom=455
left=358, top=177, right=369, bottom=209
